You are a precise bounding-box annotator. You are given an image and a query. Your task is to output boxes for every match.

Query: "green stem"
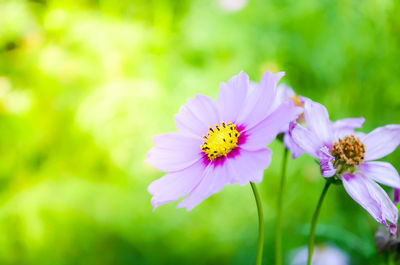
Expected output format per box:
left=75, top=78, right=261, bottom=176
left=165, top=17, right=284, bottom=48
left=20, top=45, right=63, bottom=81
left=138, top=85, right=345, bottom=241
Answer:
left=275, top=148, right=288, bottom=265
left=251, top=182, right=264, bottom=265
left=307, top=180, right=331, bottom=265
left=388, top=252, right=396, bottom=265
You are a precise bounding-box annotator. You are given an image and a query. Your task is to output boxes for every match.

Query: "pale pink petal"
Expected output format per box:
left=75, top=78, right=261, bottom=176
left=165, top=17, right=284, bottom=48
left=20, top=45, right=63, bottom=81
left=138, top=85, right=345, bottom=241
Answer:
left=290, top=122, right=322, bottom=158
left=237, top=71, right=285, bottom=129
left=342, top=173, right=398, bottom=234
left=226, top=148, right=272, bottom=185
left=174, top=94, right=221, bottom=136
left=217, top=72, right=249, bottom=123
left=270, top=83, right=295, bottom=112
left=304, top=100, right=334, bottom=145
left=146, top=133, right=203, bottom=172
left=332, top=117, right=365, bottom=139
left=249, top=81, right=258, bottom=91
left=358, top=162, right=400, bottom=189
left=332, top=117, right=365, bottom=130
left=283, top=133, right=304, bottom=159
left=177, top=163, right=231, bottom=211
left=362, top=125, right=400, bottom=161
left=342, top=174, right=382, bottom=222
left=240, top=100, right=301, bottom=151
left=367, top=179, right=398, bottom=234
left=354, top=132, right=366, bottom=138
left=148, top=160, right=206, bottom=210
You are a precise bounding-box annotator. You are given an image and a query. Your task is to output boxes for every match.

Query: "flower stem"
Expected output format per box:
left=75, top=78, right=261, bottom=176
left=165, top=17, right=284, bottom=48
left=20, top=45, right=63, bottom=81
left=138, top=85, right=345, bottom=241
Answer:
left=388, top=253, right=396, bottom=265
left=251, top=182, right=264, bottom=265
left=307, top=180, right=331, bottom=265
left=275, top=147, right=288, bottom=265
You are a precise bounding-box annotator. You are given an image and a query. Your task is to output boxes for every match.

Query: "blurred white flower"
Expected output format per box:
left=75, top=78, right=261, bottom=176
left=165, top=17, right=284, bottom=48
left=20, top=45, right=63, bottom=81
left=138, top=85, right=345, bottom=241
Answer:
left=219, top=0, right=248, bottom=12
left=290, top=245, right=348, bottom=265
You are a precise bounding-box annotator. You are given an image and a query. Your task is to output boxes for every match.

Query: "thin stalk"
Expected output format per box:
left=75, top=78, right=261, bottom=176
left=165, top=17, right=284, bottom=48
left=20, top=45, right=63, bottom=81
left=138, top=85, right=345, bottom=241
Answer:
left=388, top=253, right=396, bottom=265
left=251, top=182, right=264, bottom=265
left=275, top=148, right=288, bottom=265
left=307, top=180, right=331, bottom=265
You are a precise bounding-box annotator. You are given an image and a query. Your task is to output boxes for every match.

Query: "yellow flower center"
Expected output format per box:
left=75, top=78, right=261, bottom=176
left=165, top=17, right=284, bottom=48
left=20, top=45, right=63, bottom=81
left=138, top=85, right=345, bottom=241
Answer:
left=201, top=122, right=240, bottom=161
left=290, top=95, right=304, bottom=107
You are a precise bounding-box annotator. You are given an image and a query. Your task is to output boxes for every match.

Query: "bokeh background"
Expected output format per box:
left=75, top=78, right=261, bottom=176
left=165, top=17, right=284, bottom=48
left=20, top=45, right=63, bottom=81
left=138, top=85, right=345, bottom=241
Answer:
left=0, top=0, right=400, bottom=264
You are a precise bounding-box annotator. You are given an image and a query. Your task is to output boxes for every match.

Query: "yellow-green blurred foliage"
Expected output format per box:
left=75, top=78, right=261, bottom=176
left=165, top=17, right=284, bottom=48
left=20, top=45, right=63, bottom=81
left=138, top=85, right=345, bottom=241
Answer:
left=0, top=0, right=399, bottom=264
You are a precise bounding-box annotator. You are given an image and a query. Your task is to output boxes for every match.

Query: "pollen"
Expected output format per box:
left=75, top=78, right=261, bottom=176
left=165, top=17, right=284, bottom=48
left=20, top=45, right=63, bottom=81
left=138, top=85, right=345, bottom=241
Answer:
left=201, top=122, right=240, bottom=161
left=331, top=135, right=365, bottom=172
left=290, top=95, right=304, bottom=107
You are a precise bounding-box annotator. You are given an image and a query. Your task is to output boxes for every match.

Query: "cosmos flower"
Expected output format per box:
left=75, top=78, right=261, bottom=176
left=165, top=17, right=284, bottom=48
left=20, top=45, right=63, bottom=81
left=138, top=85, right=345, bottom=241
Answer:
left=290, top=245, right=348, bottom=265
left=146, top=71, right=301, bottom=211
left=290, top=100, right=400, bottom=233
left=273, top=84, right=307, bottom=158
left=273, top=85, right=363, bottom=159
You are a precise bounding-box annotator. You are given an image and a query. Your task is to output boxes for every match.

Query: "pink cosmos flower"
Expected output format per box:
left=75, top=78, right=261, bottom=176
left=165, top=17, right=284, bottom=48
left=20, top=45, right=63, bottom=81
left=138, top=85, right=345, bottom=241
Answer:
left=146, top=71, right=301, bottom=211
left=274, top=85, right=363, bottom=159
left=273, top=84, right=307, bottom=158
left=290, top=100, right=400, bottom=233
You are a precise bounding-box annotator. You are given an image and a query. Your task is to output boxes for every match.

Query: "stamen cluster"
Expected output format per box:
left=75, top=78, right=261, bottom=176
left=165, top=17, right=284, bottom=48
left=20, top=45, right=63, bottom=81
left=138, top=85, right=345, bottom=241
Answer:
left=331, top=135, right=365, bottom=172
left=201, top=122, right=240, bottom=161
left=290, top=95, right=304, bottom=107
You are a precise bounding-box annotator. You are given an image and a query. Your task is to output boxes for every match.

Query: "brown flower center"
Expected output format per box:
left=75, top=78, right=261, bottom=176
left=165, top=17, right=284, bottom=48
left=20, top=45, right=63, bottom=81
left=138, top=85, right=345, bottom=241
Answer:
left=331, top=135, right=365, bottom=170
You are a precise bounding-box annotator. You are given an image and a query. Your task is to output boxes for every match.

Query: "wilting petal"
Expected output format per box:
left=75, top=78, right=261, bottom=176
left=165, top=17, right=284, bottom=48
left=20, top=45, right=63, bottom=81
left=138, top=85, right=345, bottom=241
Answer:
left=333, top=117, right=365, bottom=139
left=241, top=100, right=301, bottom=150
left=342, top=173, right=398, bottom=234
left=358, top=161, right=400, bottom=189
left=319, top=146, right=336, bottom=178
left=148, top=160, right=206, bottom=210
left=237, top=71, right=285, bottom=129
left=304, top=100, right=333, bottom=145
left=362, top=125, right=400, bottom=161
left=226, top=148, right=272, bottom=185
left=283, top=133, right=304, bottom=159
left=217, top=72, right=249, bottom=123
left=290, top=122, right=322, bottom=158
left=342, top=174, right=382, bottom=222
left=146, top=133, right=202, bottom=172
left=174, top=94, right=221, bottom=136
left=368, top=179, right=399, bottom=234
left=178, top=162, right=231, bottom=211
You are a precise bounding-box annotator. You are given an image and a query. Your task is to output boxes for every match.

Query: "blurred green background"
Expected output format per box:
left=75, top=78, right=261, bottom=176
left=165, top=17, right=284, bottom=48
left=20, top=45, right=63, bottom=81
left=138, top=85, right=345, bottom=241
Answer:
left=0, top=0, right=399, bottom=264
